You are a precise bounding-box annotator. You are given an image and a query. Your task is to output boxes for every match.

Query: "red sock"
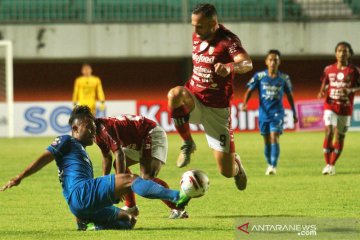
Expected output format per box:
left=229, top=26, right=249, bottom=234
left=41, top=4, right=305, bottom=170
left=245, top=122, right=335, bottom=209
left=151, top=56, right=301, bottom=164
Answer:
left=124, top=168, right=136, bottom=207
left=175, top=122, right=193, bottom=142
left=323, top=138, right=333, bottom=165
left=152, top=177, right=180, bottom=210
left=330, top=141, right=344, bottom=166
left=170, top=105, right=193, bottom=142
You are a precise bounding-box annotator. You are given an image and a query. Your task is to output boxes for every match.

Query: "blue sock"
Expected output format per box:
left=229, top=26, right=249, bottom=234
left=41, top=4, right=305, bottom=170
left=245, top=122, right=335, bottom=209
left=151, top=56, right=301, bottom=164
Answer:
left=264, top=144, right=271, bottom=165
left=131, top=177, right=179, bottom=202
left=270, top=143, right=280, bottom=167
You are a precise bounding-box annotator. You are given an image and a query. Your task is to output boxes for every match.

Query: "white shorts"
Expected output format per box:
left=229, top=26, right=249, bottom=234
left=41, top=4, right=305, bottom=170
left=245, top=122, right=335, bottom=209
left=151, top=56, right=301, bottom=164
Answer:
left=188, top=92, right=234, bottom=153
left=123, top=126, right=168, bottom=164
left=323, top=110, right=351, bottom=134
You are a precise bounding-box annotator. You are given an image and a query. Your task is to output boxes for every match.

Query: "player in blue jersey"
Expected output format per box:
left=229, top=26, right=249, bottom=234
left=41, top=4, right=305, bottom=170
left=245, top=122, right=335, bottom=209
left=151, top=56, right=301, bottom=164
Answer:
left=0, top=106, right=190, bottom=230
left=242, top=50, right=298, bottom=175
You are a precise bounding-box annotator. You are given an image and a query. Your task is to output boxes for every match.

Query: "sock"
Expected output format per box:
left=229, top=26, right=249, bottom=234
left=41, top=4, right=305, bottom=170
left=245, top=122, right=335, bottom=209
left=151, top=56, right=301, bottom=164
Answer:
left=233, top=154, right=240, bottom=176
left=330, top=141, right=344, bottom=166
left=131, top=177, right=179, bottom=203
left=124, top=168, right=136, bottom=208
left=264, top=144, right=271, bottom=165
left=323, top=138, right=333, bottom=165
left=152, top=178, right=180, bottom=210
left=97, top=220, right=133, bottom=230
left=170, top=105, right=193, bottom=142
left=270, top=143, right=280, bottom=167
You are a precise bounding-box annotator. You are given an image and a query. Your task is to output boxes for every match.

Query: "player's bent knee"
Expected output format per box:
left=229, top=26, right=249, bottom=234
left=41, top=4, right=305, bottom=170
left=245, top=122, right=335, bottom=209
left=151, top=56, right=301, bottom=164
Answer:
left=167, top=86, right=183, bottom=101
left=114, top=174, right=139, bottom=199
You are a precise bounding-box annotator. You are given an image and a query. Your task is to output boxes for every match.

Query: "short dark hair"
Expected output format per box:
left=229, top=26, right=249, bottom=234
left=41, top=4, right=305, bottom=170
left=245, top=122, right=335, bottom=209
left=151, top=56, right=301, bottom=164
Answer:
left=335, top=41, right=354, bottom=56
left=267, top=49, right=281, bottom=58
left=69, top=105, right=95, bottom=126
left=192, top=3, right=217, bottom=18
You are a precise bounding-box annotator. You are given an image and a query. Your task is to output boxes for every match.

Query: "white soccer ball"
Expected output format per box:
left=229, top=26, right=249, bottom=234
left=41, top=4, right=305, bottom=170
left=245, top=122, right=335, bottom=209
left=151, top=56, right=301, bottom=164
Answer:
left=180, top=170, right=210, bottom=198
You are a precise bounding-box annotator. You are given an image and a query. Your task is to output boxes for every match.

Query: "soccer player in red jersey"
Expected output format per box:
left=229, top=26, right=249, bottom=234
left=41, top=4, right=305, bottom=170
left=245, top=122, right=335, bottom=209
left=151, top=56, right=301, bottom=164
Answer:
left=95, top=115, right=188, bottom=219
left=318, top=42, right=360, bottom=175
left=167, top=3, right=253, bottom=190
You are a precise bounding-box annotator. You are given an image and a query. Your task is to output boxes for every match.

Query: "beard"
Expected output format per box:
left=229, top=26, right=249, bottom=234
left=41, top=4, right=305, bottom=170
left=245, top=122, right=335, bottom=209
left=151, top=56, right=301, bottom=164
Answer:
left=198, top=32, right=212, bottom=40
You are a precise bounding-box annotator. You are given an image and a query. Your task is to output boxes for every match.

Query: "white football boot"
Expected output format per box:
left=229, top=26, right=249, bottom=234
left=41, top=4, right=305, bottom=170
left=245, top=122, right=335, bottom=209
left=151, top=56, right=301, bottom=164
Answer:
left=168, top=209, right=189, bottom=219
left=265, top=165, right=272, bottom=175
left=265, top=165, right=276, bottom=175
left=322, top=164, right=331, bottom=175
left=329, top=165, right=336, bottom=175
left=121, top=205, right=139, bottom=217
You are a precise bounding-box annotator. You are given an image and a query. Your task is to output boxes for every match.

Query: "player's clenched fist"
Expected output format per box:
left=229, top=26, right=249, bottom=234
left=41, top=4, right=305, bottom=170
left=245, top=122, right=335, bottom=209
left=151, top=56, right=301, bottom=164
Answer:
left=317, top=91, right=324, bottom=99
left=214, top=63, right=232, bottom=77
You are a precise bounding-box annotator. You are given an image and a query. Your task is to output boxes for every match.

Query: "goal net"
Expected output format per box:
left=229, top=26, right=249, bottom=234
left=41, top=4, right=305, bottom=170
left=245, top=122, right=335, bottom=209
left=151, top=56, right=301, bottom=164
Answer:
left=0, top=41, right=14, bottom=138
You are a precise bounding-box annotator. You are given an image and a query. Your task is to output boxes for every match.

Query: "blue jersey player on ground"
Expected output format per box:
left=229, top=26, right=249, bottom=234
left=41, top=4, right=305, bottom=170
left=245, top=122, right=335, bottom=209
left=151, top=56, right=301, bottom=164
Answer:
left=0, top=106, right=190, bottom=230
left=242, top=49, right=298, bottom=175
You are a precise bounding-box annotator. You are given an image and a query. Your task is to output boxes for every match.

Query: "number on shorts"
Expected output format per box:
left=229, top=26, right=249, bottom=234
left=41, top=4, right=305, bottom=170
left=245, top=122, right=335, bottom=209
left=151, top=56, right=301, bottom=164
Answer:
left=219, top=134, right=226, bottom=147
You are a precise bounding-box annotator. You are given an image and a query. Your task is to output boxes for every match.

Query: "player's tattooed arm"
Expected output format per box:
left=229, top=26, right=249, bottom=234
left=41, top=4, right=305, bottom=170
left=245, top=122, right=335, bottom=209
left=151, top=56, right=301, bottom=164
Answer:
left=227, top=53, right=253, bottom=74
left=214, top=53, right=253, bottom=77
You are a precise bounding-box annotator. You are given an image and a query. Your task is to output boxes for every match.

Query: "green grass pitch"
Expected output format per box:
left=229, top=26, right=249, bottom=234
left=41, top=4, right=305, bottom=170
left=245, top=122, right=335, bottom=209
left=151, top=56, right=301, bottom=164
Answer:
left=0, top=132, right=359, bottom=240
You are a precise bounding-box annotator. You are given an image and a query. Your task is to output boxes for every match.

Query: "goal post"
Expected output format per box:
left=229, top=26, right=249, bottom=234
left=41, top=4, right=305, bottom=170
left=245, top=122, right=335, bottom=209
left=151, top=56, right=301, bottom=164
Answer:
left=0, top=40, right=14, bottom=138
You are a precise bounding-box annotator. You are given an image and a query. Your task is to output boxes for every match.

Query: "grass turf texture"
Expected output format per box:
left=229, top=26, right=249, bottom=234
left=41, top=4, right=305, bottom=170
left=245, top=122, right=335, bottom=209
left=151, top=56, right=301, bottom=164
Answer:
left=0, top=132, right=359, bottom=240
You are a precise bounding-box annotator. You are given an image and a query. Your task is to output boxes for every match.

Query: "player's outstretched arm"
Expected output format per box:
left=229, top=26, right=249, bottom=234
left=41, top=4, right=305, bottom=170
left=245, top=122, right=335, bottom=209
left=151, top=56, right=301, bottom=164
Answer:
left=0, top=151, right=54, bottom=192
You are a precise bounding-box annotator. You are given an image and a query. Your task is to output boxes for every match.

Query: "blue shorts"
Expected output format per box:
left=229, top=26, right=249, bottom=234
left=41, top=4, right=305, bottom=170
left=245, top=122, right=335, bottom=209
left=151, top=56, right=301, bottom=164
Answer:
left=68, top=174, right=121, bottom=225
left=259, top=118, right=284, bottom=135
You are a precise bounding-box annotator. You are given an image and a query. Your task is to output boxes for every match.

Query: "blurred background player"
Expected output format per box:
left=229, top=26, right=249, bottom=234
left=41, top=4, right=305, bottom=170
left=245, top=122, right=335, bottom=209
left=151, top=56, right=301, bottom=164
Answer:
left=72, top=63, right=106, bottom=116
left=242, top=50, right=298, bottom=175
left=0, top=106, right=191, bottom=230
left=95, top=114, right=189, bottom=219
left=318, top=42, right=360, bottom=175
left=167, top=3, right=252, bottom=190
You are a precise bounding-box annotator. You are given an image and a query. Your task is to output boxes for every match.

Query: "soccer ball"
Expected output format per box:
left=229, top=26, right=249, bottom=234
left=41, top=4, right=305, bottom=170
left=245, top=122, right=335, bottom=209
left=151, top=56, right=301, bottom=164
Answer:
left=180, top=170, right=210, bottom=198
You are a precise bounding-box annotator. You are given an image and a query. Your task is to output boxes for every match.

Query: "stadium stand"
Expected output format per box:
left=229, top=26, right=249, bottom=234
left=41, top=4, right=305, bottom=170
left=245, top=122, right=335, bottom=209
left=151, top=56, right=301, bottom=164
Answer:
left=93, top=0, right=183, bottom=22
left=0, top=0, right=358, bottom=23
left=345, top=0, right=360, bottom=15
left=295, top=0, right=354, bottom=19
left=0, top=0, right=86, bottom=22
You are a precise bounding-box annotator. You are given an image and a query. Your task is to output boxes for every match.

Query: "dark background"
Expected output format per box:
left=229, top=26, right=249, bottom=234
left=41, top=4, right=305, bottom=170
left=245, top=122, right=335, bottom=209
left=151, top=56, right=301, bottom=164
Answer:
left=14, top=57, right=360, bottom=102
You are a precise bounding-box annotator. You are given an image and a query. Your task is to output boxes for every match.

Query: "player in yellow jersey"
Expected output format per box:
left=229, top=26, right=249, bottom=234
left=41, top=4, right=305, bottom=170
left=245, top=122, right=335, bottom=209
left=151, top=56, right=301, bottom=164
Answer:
left=72, top=63, right=106, bottom=116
